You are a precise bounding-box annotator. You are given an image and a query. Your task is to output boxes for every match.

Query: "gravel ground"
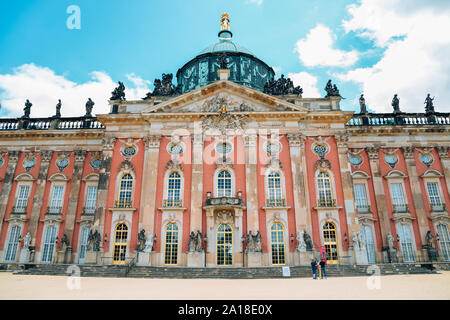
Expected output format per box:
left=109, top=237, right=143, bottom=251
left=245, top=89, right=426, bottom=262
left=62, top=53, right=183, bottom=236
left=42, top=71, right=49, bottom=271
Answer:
left=1, top=271, right=449, bottom=300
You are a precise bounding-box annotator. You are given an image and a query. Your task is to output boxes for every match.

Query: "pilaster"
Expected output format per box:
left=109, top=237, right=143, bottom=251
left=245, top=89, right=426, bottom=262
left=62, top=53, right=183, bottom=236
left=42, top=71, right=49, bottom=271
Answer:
left=190, top=131, right=203, bottom=232
left=0, top=151, right=20, bottom=243
left=244, top=133, right=259, bottom=233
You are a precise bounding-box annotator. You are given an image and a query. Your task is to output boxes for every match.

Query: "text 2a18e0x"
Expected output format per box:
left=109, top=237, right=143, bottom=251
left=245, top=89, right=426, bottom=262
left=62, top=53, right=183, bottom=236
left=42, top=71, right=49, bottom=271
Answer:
left=222, top=304, right=272, bottom=315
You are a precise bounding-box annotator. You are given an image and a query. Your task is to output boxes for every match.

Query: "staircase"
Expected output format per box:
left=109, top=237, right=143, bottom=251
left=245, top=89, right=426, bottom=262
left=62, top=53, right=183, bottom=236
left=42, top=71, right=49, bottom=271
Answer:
left=6, top=262, right=443, bottom=279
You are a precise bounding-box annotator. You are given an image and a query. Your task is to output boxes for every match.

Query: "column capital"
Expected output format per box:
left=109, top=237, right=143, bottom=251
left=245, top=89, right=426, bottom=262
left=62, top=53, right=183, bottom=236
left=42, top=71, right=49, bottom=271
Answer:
left=102, top=136, right=116, bottom=151
left=143, top=134, right=162, bottom=150
left=366, top=147, right=380, bottom=159
left=6, top=150, right=20, bottom=162
left=335, top=133, right=349, bottom=149
left=190, top=133, right=204, bottom=145
left=286, top=133, right=305, bottom=147
left=40, top=150, right=53, bottom=163
left=437, top=146, right=450, bottom=159
left=74, top=150, right=87, bottom=163
left=244, top=134, right=257, bottom=147
left=401, top=146, right=415, bottom=159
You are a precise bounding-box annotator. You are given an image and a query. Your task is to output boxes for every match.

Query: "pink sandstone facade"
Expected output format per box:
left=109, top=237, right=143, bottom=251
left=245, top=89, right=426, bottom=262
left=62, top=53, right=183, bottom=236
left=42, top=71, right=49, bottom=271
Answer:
left=0, top=17, right=449, bottom=268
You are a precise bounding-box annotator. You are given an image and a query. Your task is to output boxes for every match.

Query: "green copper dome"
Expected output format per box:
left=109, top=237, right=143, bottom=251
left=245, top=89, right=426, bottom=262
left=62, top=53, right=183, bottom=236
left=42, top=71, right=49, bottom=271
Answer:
left=176, top=15, right=274, bottom=94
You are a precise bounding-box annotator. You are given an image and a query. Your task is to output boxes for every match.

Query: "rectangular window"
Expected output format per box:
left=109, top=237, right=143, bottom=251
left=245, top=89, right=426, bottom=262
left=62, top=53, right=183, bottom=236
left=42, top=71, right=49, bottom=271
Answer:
left=84, top=186, right=98, bottom=213
left=49, top=185, right=64, bottom=214
left=391, top=183, right=407, bottom=212
left=15, top=185, right=30, bottom=213
left=354, top=184, right=368, bottom=212
left=426, top=182, right=443, bottom=211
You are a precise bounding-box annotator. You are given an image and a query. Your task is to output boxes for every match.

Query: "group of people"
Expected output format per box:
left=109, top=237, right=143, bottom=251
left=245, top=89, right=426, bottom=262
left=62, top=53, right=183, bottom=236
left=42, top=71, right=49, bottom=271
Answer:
left=311, top=258, right=327, bottom=280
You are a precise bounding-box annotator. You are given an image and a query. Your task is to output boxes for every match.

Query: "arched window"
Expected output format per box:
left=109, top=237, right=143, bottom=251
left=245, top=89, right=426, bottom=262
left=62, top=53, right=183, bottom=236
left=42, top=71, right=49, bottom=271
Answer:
left=166, top=172, right=182, bottom=207
left=267, top=171, right=283, bottom=207
left=117, top=174, right=133, bottom=208
left=271, top=223, right=286, bottom=265
left=217, top=224, right=233, bottom=265
left=361, top=225, right=376, bottom=264
left=317, top=172, right=334, bottom=207
left=41, top=226, right=57, bottom=263
left=113, top=223, right=128, bottom=264
left=323, top=222, right=339, bottom=264
left=397, top=224, right=415, bottom=262
left=437, top=224, right=450, bottom=261
left=4, top=225, right=21, bottom=262
left=217, top=170, right=232, bottom=197
left=164, top=223, right=179, bottom=265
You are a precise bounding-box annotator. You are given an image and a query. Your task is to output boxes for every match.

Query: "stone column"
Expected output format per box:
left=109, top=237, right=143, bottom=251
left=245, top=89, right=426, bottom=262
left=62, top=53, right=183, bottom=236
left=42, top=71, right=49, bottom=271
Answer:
left=402, top=146, right=427, bottom=258
left=61, top=150, right=86, bottom=263
left=138, top=134, right=161, bottom=265
left=367, top=147, right=392, bottom=262
left=287, top=133, right=314, bottom=265
left=437, top=146, right=450, bottom=196
left=28, top=151, right=53, bottom=254
left=244, top=133, right=259, bottom=233
left=335, top=134, right=367, bottom=265
left=190, top=131, right=203, bottom=233
left=95, top=136, right=115, bottom=256
left=0, top=151, right=20, bottom=242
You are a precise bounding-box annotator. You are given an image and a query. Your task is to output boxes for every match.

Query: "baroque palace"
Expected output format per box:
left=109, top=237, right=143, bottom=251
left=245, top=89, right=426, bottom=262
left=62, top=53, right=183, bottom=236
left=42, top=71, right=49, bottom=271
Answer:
left=0, top=14, right=449, bottom=268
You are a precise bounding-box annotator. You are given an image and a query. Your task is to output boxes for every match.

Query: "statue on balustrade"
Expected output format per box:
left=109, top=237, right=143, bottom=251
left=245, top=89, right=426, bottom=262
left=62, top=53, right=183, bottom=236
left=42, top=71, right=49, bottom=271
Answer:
left=54, top=99, right=62, bottom=118
left=424, top=94, right=435, bottom=114
left=359, top=94, right=368, bottom=114
left=85, top=98, right=95, bottom=117
left=392, top=94, right=401, bottom=113
left=22, top=99, right=32, bottom=119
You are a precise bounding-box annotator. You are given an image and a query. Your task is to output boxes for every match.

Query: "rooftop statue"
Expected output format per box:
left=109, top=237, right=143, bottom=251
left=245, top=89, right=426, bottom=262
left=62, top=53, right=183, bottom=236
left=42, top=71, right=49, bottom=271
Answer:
left=220, top=12, right=230, bottom=31
left=54, top=99, right=62, bottom=118
left=324, top=80, right=342, bottom=98
left=85, top=98, right=94, bottom=117
left=219, top=52, right=228, bottom=69
left=392, top=94, right=400, bottom=113
left=22, top=99, right=32, bottom=119
left=143, top=73, right=180, bottom=99
left=263, top=74, right=303, bottom=96
left=359, top=94, right=367, bottom=114
left=110, top=81, right=126, bottom=101
left=424, top=93, right=435, bottom=114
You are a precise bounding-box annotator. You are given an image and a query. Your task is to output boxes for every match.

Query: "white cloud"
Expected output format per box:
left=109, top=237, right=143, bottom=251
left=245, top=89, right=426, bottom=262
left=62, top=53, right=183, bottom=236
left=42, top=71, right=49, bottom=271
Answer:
left=287, top=72, right=321, bottom=97
left=294, top=24, right=359, bottom=67
left=0, top=64, right=151, bottom=118
left=338, top=0, right=450, bottom=113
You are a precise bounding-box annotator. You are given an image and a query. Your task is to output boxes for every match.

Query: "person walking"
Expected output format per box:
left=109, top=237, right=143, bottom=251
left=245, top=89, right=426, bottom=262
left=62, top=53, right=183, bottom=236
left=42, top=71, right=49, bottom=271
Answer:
left=320, top=258, right=327, bottom=279
left=311, top=259, right=318, bottom=279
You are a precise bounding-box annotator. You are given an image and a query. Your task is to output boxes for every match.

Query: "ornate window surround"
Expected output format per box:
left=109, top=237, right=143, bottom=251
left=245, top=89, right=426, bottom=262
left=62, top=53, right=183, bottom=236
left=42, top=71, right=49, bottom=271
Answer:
left=2, top=223, right=23, bottom=262
left=213, top=168, right=235, bottom=198
left=160, top=213, right=183, bottom=266
left=162, top=170, right=185, bottom=208
left=395, top=221, right=417, bottom=261
left=112, top=163, right=136, bottom=210
left=47, top=173, right=69, bottom=215
left=314, top=169, right=339, bottom=210
left=351, top=171, right=372, bottom=214
left=82, top=173, right=99, bottom=214
left=264, top=167, right=288, bottom=208
left=421, top=169, right=446, bottom=213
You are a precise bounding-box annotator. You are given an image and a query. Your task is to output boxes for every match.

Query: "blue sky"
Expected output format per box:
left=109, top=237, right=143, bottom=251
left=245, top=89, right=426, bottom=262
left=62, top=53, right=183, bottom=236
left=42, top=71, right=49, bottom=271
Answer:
left=1, top=0, right=449, bottom=117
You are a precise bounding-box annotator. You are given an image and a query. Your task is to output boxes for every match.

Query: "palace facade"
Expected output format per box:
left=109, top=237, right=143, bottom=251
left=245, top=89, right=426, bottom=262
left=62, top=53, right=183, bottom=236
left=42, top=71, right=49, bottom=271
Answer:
left=1, top=15, right=450, bottom=268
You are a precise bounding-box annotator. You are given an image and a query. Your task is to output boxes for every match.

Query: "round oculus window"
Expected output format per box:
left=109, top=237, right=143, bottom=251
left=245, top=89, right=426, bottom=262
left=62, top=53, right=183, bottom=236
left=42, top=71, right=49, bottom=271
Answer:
left=122, top=147, right=137, bottom=157
left=349, top=156, right=362, bottom=165
left=216, top=142, right=232, bottom=154
left=420, top=154, right=433, bottom=166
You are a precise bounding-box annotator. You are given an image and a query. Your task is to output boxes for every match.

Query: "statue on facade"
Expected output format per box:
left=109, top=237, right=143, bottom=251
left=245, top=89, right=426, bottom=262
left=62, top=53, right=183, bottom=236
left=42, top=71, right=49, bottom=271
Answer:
left=53, top=99, right=62, bottom=118
left=110, top=81, right=126, bottom=101
left=359, top=94, right=367, bottom=114
left=263, top=74, right=303, bottom=96
left=188, top=231, right=197, bottom=252
left=255, top=231, right=262, bottom=252
left=303, top=230, right=314, bottom=251
left=143, top=233, right=154, bottom=253
left=219, top=53, right=228, bottom=69
left=392, top=94, right=400, bottom=113
left=425, top=230, right=434, bottom=247
left=87, top=229, right=101, bottom=252
left=424, top=94, right=435, bottom=114
left=352, top=231, right=360, bottom=250
left=136, top=229, right=146, bottom=252
left=85, top=98, right=94, bottom=117
left=357, top=231, right=365, bottom=250
left=195, top=230, right=203, bottom=252
left=60, top=233, right=69, bottom=251
left=387, top=232, right=395, bottom=251
left=296, top=230, right=307, bottom=252
left=22, top=99, right=32, bottom=119
left=23, top=232, right=31, bottom=249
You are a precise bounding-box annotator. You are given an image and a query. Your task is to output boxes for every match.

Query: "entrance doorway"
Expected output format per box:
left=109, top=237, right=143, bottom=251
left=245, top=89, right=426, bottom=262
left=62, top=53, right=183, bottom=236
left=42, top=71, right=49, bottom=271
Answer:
left=112, top=223, right=128, bottom=265
left=217, top=224, right=233, bottom=266
left=323, top=222, right=339, bottom=264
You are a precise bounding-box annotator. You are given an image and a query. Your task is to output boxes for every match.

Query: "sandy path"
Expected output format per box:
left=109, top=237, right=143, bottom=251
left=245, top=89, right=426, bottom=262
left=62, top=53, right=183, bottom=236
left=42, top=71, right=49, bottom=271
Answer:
left=1, top=271, right=449, bottom=300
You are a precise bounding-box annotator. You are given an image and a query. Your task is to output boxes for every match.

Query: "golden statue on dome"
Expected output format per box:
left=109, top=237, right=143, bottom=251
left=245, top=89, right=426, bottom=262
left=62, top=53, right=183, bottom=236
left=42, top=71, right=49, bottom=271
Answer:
left=220, top=13, right=230, bottom=30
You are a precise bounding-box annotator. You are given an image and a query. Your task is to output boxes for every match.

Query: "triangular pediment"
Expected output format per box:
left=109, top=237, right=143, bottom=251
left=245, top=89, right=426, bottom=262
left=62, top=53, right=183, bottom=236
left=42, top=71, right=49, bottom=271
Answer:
left=141, top=80, right=308, bottom=115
